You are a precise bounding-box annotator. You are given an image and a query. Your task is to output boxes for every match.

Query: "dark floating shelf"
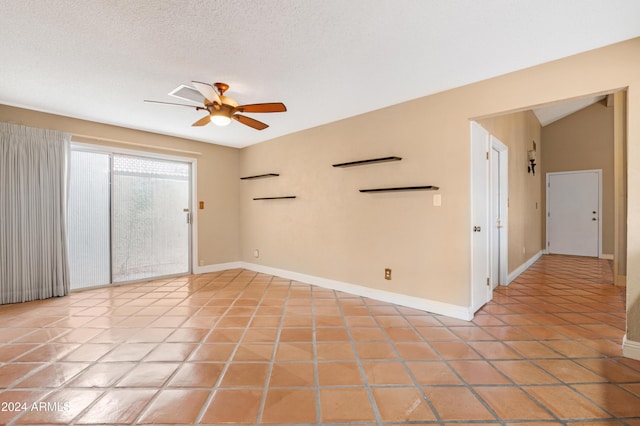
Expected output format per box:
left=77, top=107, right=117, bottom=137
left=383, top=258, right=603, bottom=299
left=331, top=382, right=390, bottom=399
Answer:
left=253, top=196, right=297, bottom=200
left=240, top=173, right=280, bottom=180
left=359, top=186, right=439, bottom=193
left=332, top=156, right=402, bottom=168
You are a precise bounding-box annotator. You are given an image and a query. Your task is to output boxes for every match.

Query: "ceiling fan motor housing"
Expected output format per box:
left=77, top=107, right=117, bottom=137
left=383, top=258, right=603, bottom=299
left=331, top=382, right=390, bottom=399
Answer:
left=210, top=102, right=236, bottom=119
left=145, top=81, right=285, bottom=130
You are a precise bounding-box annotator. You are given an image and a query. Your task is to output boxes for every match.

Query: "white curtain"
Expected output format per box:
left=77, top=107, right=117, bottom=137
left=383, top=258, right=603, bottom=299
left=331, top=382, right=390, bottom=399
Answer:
left=0, top=122, right=71, bottom=304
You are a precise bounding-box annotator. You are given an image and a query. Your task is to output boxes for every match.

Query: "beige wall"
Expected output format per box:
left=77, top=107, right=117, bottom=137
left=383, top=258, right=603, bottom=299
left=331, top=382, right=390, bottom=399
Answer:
left=541, top=101, right=615, bottom=255
left=0, top=105, right=241, bottom=267
left=240, top=38, right=640, bottom=341
left=240, top=103, right=470, bottom=305
left=477, top=111, right=543, bottom=272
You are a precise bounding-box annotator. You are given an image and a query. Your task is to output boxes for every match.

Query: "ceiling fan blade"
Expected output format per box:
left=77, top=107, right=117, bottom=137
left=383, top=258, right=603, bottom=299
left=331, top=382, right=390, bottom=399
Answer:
left=236, top=102, right=287, bottom=113
left=192, top=116, right=211, bottom=127
left=233, top=114, right=269, bottom=130
left=144, top=100, right=204, bottom=110
left=192, top=81, right=221, bottom=105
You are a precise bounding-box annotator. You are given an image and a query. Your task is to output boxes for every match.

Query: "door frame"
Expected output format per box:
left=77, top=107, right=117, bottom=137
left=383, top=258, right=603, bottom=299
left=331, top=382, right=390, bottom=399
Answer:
left=70, top=141, right=198, bottom=278
left=545, top=169, right=602, bottom=258
left=490, top=136, right=508, bottom=287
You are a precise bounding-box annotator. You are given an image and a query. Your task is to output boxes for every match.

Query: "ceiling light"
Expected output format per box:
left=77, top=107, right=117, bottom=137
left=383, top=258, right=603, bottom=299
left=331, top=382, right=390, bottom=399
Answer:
left=210, top=114, right=231, bottom=127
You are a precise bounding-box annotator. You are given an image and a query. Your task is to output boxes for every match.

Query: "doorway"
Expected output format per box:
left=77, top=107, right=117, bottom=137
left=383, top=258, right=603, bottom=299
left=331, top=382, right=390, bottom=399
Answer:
left=68, top=149, right=193, bottom=289
left=546, top=170, right=601, bottom=257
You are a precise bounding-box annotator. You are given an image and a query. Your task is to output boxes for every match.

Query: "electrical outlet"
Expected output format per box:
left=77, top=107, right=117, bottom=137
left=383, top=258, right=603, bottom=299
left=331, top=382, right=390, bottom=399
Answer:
left=384, top=268, right=392, bottom=280
left=254, top=249, right=260, bottom=258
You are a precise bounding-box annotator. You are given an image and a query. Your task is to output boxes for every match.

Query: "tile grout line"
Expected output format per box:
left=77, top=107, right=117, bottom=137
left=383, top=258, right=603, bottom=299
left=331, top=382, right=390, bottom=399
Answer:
left=0, top=257, right=637, bottom=425
left=1, top=279, right=187, bottom=426
left=491, top=277, right=611, bottom=422
left=194, top=270, right=271, bottom=424
left=397, top=308, right=502, bottom=422
left=62, top=271, right=232, bottom=426
left=366, top=302, right=445, bottom=424
left=254, top=274, right=290, bottom=424
left=400, top=304, right=564, bottom=423
left=130, top=269, right=249, bottom=425
left=1, top=280, right=163, bottom=426
left=335, top=296, right=383, bottom=425
left=310, top=284, right=322, bottom=424
left=567, top=381, right=640, bottom=420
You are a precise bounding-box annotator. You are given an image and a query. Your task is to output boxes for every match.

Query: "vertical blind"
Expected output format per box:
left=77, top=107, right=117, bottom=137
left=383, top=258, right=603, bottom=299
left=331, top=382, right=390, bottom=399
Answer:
left=67, top=150, right=111, bottom=289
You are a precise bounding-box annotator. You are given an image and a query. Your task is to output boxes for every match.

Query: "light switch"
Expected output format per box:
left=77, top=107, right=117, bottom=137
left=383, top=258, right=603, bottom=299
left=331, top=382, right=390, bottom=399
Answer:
left=199, top=201, right=204, bottom=209
left=433, top=194, right=442, bottom=207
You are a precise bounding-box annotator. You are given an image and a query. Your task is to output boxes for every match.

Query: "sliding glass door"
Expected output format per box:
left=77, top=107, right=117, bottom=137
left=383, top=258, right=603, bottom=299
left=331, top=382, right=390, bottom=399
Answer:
left=68, top=150, right=192, bottom=289
left=111, top=155, right=191, bottom=282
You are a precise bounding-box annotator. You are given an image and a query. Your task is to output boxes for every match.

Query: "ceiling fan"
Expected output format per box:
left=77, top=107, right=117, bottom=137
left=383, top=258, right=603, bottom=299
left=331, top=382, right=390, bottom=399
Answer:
left=145, top=81, right=286, bottom=130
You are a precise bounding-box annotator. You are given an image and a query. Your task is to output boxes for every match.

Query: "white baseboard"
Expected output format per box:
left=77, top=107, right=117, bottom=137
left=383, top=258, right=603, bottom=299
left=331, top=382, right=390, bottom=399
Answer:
left=623, top=335, right=640, bottom=361
left=507, top=250, right=543, bottom=284
left=194, top=261, right=243, bottom=275
left=240, top=262, right=473, bottom=321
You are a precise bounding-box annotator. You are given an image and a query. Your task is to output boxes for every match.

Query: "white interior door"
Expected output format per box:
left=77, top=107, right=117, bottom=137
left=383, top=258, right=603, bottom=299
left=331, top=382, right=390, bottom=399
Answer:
left=470, top=122, right=491, bottom=312
left=547, top=170, right=600, bottom=257
left=489, top=137, right=508, bottom=289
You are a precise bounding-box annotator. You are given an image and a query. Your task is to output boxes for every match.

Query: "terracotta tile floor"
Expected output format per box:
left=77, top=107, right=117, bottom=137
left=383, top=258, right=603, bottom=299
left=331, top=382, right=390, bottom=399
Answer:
left=0, top=254, right=639, bottom=424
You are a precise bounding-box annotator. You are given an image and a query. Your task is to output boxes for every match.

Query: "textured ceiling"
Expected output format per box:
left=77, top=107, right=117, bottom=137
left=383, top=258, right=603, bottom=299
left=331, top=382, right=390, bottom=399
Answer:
left=1, top=1, right=640, bottom=148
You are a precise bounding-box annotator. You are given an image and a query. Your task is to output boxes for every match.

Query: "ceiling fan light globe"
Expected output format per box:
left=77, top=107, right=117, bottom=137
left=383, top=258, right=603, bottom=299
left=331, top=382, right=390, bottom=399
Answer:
left=210, top=115, right=231, bottom=126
